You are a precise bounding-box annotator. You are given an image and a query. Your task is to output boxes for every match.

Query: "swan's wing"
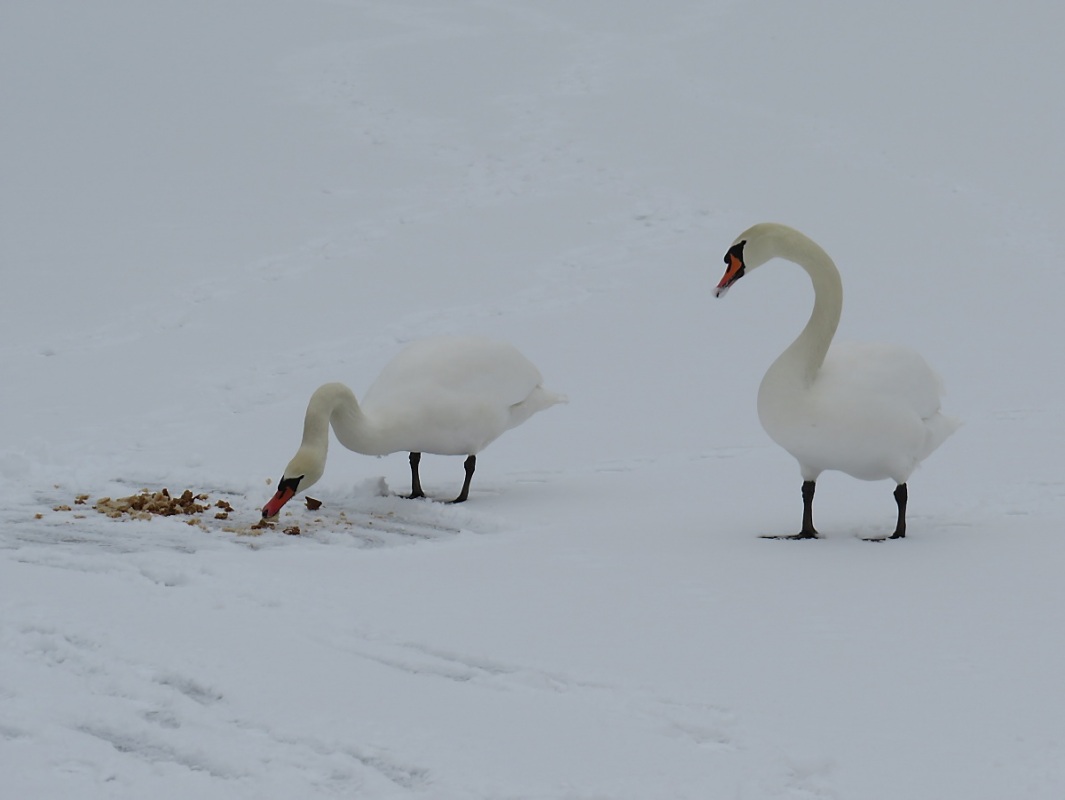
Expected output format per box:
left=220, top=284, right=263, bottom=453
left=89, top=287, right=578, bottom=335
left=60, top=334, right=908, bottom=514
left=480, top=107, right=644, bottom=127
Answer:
left=357, top=337, right=557, bottom=456
left=811, top=342, right=957, bottom=478
left=818, top=342, right=946, bottom=421
left=362, top=336, right=544, bottom=412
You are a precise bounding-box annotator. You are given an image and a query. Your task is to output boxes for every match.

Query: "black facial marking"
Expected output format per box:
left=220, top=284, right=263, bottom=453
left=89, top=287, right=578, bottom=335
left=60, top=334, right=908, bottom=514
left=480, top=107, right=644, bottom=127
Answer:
left=724, top=240, right=747, bottom=267
left=278, top=475, right=303, bottom=494
left=721, top=240, right=747, bottom=287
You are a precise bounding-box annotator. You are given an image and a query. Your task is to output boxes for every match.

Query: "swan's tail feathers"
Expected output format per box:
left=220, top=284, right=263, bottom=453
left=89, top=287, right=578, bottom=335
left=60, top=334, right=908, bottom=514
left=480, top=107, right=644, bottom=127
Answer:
left=534, top=386, right=569, bottom=411
left=507, top=386, right=567, bottom=429
left=920, top=412, right=961, bottom=462
left=527, top=385, right=567, bottom=408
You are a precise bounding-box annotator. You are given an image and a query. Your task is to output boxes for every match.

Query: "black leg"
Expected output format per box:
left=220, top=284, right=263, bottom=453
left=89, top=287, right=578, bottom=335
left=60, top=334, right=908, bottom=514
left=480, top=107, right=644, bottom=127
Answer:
left=800, top=480, right=818, bottom=537
left=451, top=455, right=476, bottom=504
left=408, top=452, right=425, bottom=499
left=863, top=482, right=908, bottom=541
left=762, top=480, right=820, bottom=539
left=890, top=483, right=907, bottom=539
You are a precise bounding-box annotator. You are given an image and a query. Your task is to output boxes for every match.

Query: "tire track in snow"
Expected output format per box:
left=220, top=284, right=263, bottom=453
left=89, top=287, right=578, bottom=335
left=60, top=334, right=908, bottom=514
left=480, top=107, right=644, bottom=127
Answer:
left=326, top=631, right=743, bottom=757
left=1, top=619, right=433, bottom=795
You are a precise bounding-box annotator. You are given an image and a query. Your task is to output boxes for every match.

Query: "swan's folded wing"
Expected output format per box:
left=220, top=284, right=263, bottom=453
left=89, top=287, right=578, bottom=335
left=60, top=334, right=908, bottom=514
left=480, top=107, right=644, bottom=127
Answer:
left=820, top=342, right=947, bottom=420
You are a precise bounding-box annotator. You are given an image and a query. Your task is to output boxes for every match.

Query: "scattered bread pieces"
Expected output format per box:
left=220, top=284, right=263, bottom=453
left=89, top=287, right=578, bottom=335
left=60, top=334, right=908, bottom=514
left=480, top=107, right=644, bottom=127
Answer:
left=47, top=486, right=330, bottom=538
left=93, top=488, right=209, bottom=520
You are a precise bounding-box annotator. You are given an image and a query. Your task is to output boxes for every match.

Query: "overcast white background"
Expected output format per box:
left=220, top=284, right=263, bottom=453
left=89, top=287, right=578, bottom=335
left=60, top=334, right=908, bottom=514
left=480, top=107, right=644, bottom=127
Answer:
left=2, top=1, right=1064, bottom=797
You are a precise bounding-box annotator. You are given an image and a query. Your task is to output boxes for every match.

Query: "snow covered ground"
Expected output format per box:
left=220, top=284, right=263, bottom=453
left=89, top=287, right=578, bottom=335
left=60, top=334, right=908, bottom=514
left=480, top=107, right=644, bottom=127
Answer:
left=3, top=1, right=1064, bottom=797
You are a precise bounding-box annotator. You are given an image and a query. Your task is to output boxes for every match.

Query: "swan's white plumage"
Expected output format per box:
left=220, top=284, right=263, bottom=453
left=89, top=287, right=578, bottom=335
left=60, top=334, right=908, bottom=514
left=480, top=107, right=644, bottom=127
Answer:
left=760, top=341, right=955, bottom=483
left=719, top=222, right=958, bottom=487
left=265, top=336, right=565, bottom=513
left=359, top=336, right=562, bottom=456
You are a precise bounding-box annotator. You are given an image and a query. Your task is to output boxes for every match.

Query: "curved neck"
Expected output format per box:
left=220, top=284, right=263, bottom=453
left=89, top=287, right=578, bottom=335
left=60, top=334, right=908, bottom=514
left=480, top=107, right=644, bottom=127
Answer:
left=769, top=230, right=843, bottom=385
left=301, top=383, right=388, bottom=457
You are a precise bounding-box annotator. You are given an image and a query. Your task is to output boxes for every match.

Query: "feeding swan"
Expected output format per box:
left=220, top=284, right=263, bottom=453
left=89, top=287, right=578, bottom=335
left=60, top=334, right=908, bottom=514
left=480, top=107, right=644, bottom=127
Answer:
left=262, top=336, right=566, bottom=517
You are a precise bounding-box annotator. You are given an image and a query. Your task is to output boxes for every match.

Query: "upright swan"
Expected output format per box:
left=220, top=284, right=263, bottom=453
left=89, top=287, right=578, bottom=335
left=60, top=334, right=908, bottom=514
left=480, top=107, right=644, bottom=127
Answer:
left=262, top=336, right=566, bottom=517
left=714, top=223, right=958, bottom=540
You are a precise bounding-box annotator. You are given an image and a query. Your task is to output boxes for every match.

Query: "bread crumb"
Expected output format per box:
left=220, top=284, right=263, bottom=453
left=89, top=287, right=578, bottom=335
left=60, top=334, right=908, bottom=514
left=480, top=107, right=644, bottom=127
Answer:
left=93, top=488, right=210, bottom=520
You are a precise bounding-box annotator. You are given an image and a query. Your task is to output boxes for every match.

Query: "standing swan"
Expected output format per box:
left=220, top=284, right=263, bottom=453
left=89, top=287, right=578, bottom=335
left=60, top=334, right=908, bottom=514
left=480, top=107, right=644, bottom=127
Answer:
left=262, top=336, right=566, bottom=517
left=714, top=223, right=958, bottom=540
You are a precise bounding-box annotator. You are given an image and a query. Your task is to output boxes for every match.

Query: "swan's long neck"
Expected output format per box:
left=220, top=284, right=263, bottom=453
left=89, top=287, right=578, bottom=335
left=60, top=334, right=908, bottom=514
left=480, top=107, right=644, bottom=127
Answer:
left=767, top=231, right=843, bottom=386
left=303, top=382, right=394, bottom=457
left=272, top=382, right=392, bottom=500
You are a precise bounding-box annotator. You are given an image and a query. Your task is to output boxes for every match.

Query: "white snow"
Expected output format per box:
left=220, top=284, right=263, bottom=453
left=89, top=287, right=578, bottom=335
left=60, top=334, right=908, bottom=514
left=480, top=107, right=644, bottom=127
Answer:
left=2, top=1, right=1064, bottom=797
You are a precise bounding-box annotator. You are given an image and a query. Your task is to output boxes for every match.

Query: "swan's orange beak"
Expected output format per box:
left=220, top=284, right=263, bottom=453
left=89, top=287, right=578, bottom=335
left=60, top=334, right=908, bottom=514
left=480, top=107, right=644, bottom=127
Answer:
left=714, top=251, right=746, bottom=298
left=262, top=485, right=295, bottom=518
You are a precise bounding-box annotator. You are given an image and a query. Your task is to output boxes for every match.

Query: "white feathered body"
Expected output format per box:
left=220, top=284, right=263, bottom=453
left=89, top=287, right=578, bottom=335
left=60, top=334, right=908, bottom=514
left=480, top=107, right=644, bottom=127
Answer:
left=758, top=340, right=958, bottom=484
left=264, top=335, right=564, bottom=514
left=353, top=336, right=564, bottom=456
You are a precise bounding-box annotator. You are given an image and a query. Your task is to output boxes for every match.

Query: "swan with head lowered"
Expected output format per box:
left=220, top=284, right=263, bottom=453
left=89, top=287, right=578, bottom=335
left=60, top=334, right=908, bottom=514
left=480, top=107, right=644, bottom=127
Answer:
left=714, top=223, right=958, bottom=540
left=262, top=336, right=566, bottom=518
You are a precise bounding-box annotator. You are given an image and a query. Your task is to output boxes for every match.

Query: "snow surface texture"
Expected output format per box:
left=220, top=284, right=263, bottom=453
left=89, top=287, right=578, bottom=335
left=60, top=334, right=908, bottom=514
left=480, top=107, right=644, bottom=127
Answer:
left=2, top=1, right=1064, bottom=798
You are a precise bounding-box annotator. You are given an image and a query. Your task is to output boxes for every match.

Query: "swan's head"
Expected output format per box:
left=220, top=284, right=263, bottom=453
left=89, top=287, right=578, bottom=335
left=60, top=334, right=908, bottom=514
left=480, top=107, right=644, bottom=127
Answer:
left=261, top=447, right=325, bottom=518
left=714, top=239, right=748, bottom=298
left=714, top=223, right=791, bottom=297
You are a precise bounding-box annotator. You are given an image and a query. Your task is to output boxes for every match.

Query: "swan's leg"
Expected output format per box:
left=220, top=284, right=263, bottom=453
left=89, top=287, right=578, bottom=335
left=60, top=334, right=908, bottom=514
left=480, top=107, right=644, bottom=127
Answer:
left=800, top=480, right=819, bottom=536
left=408, top=452, right=425, bottom=499
left=762, top=480, right=820, bottom=539
left=797, top=480, right=822, bottom=538
left=862, top=482, right=908, bottom=541
left=890, top=483, right=907, bottom=539
left=450, top=455, right=476, bottom=504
